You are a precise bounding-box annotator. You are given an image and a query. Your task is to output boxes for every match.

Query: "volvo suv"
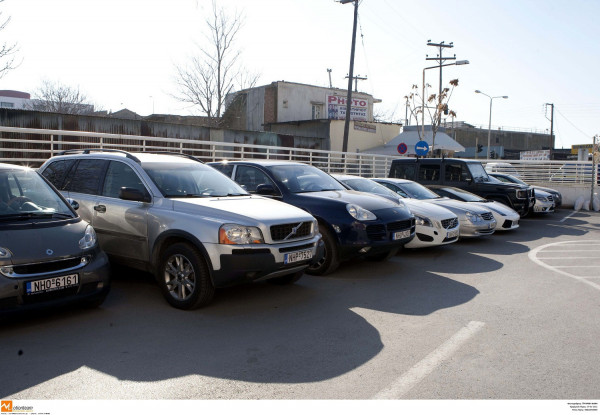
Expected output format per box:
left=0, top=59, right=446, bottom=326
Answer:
left=39, top=150, right=323, bottom=310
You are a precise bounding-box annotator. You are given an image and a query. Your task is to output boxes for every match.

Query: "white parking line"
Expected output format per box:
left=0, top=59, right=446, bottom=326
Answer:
left=529, top=241, right=600, bottom=291
left=560, top=211, right=578, bottom=222
left=372, top=321, right=485, bottom=400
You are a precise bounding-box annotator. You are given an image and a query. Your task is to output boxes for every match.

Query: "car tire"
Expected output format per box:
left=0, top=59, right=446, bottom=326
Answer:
left=158, top=242, right=215, bottom=310
left=266, top=270, right=304, bottom=285
left=306, top=225, right=339, bottom=276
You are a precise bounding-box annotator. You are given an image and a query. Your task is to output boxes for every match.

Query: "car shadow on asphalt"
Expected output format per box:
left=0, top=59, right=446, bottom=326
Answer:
left=0, top=254, right=480, bottom=396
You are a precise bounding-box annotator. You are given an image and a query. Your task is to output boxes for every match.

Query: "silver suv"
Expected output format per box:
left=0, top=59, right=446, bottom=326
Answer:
left=39, top=150, right=323, bottom=310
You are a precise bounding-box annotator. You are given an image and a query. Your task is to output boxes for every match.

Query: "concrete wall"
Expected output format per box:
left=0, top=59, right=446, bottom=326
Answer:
left=447, top=126, right=554, bottom=153
left=329, top=120, right=401, bottom=153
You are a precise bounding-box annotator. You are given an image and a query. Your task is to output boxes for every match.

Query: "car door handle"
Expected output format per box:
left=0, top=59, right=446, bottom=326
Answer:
left=94, top=205, right=106, bottom=213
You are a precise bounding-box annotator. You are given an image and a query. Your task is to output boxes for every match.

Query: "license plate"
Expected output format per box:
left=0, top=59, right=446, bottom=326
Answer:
left=26, top=274, right=79, bottom=295
left=447, top=229, right=459, bottom=239
left=392, top=229, right=411, bottom=240
left=284, top=249, right=313, bottom=264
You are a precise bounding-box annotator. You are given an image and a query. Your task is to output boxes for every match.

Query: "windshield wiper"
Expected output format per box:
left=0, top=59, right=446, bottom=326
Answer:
left=0, top=212, right=55, bottom=221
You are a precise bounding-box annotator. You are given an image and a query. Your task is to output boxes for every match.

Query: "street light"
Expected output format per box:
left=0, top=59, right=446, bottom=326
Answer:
left=475, top=90, right=508, bottom=159
left=422, top=59, right=469, bottom=155
left=340, top=0, right=358, bottom=155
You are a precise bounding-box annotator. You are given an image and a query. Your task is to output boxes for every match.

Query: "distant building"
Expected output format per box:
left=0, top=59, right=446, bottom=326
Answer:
left=0, top=90, right=30, bottom=109
left=222, top=81, right=401, bottom=152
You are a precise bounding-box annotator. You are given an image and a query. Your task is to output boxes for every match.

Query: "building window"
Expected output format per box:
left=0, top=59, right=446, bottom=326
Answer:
left=1, top=102, right=14, bottom=108
left=312, top=104, right=323, bottom=119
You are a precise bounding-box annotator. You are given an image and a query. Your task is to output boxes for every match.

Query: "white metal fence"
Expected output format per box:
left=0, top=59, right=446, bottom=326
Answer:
left=0, top=125, right=597, bottom=186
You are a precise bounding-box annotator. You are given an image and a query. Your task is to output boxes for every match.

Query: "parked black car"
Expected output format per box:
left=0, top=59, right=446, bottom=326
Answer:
left=209, top=161, right=415, bottom=275
left=488, top=172, right=562, bottom=208
left=0, top=163, right=110, bottom=314
left=389, top=158, right=535, bottom=216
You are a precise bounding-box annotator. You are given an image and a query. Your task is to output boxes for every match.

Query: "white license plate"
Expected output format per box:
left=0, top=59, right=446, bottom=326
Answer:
left=26, top=274, right=79, bottom=295
left=284, top=249, right=313, bottom=264
left=392, top=229, right=411, bottom=240
left=447, top=229, right=459, bottom=239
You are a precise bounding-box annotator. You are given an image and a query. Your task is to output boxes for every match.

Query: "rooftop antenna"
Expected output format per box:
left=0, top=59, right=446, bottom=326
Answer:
left=327, top=68, right=332, bottom=88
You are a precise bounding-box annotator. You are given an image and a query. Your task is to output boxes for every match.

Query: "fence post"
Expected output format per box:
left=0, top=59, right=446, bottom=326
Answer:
left=50, top=135, right=54, bottom=157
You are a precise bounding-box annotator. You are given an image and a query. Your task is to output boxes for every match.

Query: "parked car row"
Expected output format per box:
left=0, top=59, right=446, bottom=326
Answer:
left=0, top=151, right=562, bottom=317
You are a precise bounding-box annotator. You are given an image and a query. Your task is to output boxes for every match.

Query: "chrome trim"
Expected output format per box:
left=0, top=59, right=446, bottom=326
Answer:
left=0, top=256, right=89, bottom=278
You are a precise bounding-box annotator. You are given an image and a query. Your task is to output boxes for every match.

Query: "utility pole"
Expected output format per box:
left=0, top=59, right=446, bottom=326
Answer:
left=345, top=74, right=367, bottom=92
left=340, top=0, right=358, bottom=154
left=426, top=40, right=456, bottom=97
left=327, top=69, right=333, bottom=88
left=545, top=103, right=555, bottom=148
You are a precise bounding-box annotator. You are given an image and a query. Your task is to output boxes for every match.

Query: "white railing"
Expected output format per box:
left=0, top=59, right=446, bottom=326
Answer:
left=0, top=126, right=396, bottom=177
left=0, top=126, right=597, bottom=194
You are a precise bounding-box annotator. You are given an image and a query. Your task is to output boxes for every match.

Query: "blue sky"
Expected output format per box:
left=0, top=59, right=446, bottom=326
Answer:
left=2, top=0, right=599, bottom=149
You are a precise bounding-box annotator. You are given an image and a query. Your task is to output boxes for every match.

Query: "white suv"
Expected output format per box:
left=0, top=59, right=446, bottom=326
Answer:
left=39, top=150, right=323, bottom=310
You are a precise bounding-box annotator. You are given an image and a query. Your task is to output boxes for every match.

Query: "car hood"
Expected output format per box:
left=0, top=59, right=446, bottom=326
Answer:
left=424, top=197, right=493, bottom=215
left=296, top=189, right=401, bottom=211
left=0, top=219, right=88, bottom=265
left=170, top=195, right=314, bottom=224
left=471, top=201, right=519, bottom=217
left=402, top=199, right=457, bottom=221
left=534, top=186, right=560, bottom=195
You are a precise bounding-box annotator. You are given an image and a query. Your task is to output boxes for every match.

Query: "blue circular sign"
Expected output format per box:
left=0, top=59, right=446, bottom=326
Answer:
left=397, top=143, right=407, bottom=154
left=415, top=140, right=430, bottom=156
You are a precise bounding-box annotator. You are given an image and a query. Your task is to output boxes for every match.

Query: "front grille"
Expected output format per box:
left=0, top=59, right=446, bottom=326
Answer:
left=270, top=222, right=313, bottom=241
left=481, top=212, right=494, bottom=221
left=366, top=224, right=386, bottom=240
left=441, top=217, right=458, bottom=229
left=547, top=195, right=554, bottom=202
left=387, top=219, right=415, bottom=232
left=366, top=218, right=415, bottom=241
left=8, top=257, right=86, bottom=278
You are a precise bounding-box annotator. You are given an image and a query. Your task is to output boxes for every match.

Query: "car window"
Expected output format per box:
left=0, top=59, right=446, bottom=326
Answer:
left=102, top=161, right=147, bottom=199
left=268, top=164, right=345, bottom=193
left=418, top=164, right=441, bottom=182
left=235, top=165, right=275, bottom=193
left=64, top=159, right=108, bottom=195
left=390, top=163, right=416, bottom=180
left=0, top=169, right=74, bottom=217
left=210, top=164, right=234, bottom=178
left=378, top=181, right=409, bottom=198
left=444, top=163, right=470, bottom=183
left=40, top=159, right=76, bottom=190
left=467, top=163, right=490, bottom=183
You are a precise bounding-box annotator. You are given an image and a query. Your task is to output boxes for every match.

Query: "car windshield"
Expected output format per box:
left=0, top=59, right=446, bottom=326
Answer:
left=397, top=181, right=441, bottom=200
left=437, top=187, right=486, bottom=202
left=0, top=168, right=74, bottom=219
left=343, top=178, right=399, bottom=198
left=467, top=163, right=491, bottom=183
left=268, top=164, right=345, bottom=193
left=143, top=162, right=248, bottom=197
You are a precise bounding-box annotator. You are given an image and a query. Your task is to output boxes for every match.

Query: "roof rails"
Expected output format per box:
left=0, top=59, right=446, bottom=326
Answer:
left=57, top=149, right=141, bottom=163
left=141, top=151, right=204, bottom=164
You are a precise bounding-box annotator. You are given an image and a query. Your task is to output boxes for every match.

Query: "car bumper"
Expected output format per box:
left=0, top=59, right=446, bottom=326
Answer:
left=405, top=224, right=459, bottom=248
left=209, top=236, right=324, bottom=287
left=534, top=201, right=555, bottom=213
left=0, top=249, right=111, bottom=313
left=458, top=219, right=496, bottom=237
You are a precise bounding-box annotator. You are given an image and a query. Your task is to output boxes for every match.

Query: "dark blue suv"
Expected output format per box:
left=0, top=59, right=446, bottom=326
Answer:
left=209, top=161, right=415, bottom=275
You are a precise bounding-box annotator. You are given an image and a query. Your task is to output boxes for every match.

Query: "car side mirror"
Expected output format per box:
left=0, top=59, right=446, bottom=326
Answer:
left=119, top=187, right=151, bottom=203
left=255, top=184, right=278, bottom=196
left=67, top=198, right=79, bottom=210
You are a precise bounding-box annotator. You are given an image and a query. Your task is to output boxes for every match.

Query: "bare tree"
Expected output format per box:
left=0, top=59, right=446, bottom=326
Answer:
left=173, top=1, right=259, bottom=125
left=29, top=80, right=97, bottom=115
left=404, top=79, right=459, bottom=153
left=0, top=0, right=18, bottom=79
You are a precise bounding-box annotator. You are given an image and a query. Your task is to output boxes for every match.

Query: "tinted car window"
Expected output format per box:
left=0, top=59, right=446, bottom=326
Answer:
left=268, top=164, right=345, bottom=193
left=390, top=163, right=416, bottom=180
left=64, top=159, right=108, bottom=195
left=444, top=163, right=470, bottom=183
left=40, top=159, right=76, bottom=190
left=418, top=164, right=441, bottom=181
left=235, top=165, right=275, bottom=193
left=102, top=161, right=147, bottom=198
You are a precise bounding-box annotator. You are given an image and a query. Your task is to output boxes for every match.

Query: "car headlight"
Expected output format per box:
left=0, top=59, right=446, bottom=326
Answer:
left=219, top=224, right=264, bottom=244
left=79, top=225, right=97, bottom=249
left=465, top=211, right=483, bottom=224
left=346, top=204, right=377, bottom=221
left=414, top=215, right=432, bottom=227
left=0, top=247, right=11, bottom=258
left=536, top=196, right=548, bottom=202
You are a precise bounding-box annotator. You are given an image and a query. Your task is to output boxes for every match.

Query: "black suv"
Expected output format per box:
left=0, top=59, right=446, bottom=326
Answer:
left=389, top=158, right=535, bottom=216
left=209, top=160, right=415, bottom=275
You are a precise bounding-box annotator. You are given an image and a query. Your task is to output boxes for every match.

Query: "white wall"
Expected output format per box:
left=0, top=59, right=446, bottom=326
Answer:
left=329, top=120, right=401, bottom=153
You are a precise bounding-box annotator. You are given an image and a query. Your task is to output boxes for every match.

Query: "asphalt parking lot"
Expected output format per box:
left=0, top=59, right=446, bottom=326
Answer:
left=1, top=209, right=599, bottom=401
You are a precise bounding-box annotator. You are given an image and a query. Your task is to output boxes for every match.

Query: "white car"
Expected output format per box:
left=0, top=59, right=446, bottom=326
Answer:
left=533, top=189, right=555, bottom=213
left=332, top=174, right=460, bottom=248
left=428, top=186, right=520, bottom=231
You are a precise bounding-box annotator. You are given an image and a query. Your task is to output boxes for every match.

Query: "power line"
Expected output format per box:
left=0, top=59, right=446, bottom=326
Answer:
left=555, top=108, right=592, bottom=138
